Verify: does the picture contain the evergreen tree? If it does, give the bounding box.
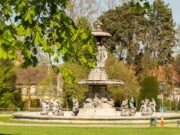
[138,76,160,109]
[0,59,22,109]
[147,0,175,65]
[175,53,180,76]
[99,0,176,83]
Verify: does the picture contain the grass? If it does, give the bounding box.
[0,116,178,125]
[0,116,149,125]
[0,126,180,135]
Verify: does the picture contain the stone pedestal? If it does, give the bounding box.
[88,67,108,81]
[78,108,117,117]
[83,85,114,109]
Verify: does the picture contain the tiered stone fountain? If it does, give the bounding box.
[13,22,180,123]
[78,22,124,116]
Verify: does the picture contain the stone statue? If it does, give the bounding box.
[150,98,156,113]
[96,46,108,68]
[40,100,48,115]
[72,98,79,116]
[51,100,64,116]
[120,98,137,116]
[40,99,63,116]
[140,98,156,116]
[83,98,94,108]
[93,93,101,108]
[121,99,130,116]
[129,97,136,116]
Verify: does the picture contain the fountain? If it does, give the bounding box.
[78,21,124,116]
[13,22,180,123]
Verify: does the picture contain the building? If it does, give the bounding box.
[15,65,63,101]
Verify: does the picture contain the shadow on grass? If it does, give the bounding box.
[0,134,19,135]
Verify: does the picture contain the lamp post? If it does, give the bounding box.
[159,81,165,127]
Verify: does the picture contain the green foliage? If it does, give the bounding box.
[76,17,92,31]
[23,99,40,109]
[106,53,140,102]
[99,0,175,82]
[63,52,140,107]
[62,62,89,108]
[138,76,160,109]
[163,100,180,111]
[175,53,180,76]
[0,0,96,83]
[0,59,22,109]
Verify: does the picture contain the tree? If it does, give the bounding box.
[138,76,160,109]
[69,0,101,22]
[99,1,149,67]
[0,0,96,78]
[62,62,89,108]
[105,52,140,104]
[175,53,180,76]
[175,25,180,54]
[0,59,22,109]
[36,66,58,99]
[62,52,140,108]
[99,0,175,83]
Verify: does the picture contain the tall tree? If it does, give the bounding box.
[175,25,180,54]
[138,76,160,109]
[106,52,140,102]
[175,53,180,76]
[99,0,175,83]
[99,1,148,66]
[0,59,22,109]
[148,0,175,65]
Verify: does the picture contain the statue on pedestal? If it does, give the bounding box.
[72,98,79,116]
[121,99,130,116]
[129,97,136,116]
[40,99,63,116]
[40,100,48,115]
[140,98,156,116]
[120,98,136,116]
[96,45,108,68]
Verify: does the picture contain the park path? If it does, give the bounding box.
[0,121,178,128]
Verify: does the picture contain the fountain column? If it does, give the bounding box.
[78,22,124,116]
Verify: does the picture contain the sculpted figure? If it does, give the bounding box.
[96,46,108,68]
[93,93,101,108]
[121,99,130,116]
[83,98,94,108]
[51,100,63,116]
[72,98,79,116]
[40,100,49,115]
[129,97,136,116]
[150,98,156,112]
[140,98,156,116]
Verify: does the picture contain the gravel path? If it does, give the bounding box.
[0,122,179,128]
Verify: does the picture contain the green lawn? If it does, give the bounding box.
[0,126,180,135]
[0,116,148,125]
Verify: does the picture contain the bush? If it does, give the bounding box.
[138,76,160,109]
[23,99,40,109]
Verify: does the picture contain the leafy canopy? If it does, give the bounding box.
[0,59,22,109]
[0,0,96,71]
[99,0,175,83]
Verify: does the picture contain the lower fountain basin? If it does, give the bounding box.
[13,111,180,123]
